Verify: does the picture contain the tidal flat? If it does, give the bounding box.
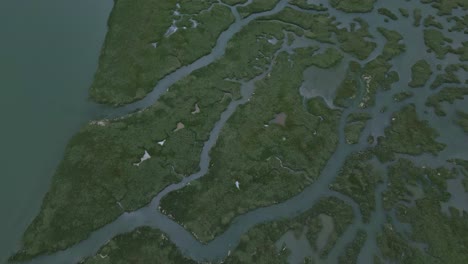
[11,0,468,263]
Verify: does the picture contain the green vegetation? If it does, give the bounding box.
[177,0,221,13]
[430,72,461,89]
[11,64,240,262]
[430,64,464,89]
[263,7,336,43]
[392,91,414,102]
[16,1,468,263]
[398,8,409,18]
[84,155,468,264]
[453,159,468,191]
[310,47,344,68]
[160,51,342,242]
[329,0,375,13]
[85,198,355,264]
[223,0,248,5]
[237,0,280,18]
[380,159,468,263]
[90,0,235,105]
[344,123,367,144]
[448,15,468,33]
[373,105,446,162]
[413,8,422,27]
[377,223,431,263]
[359,28,405,108]
[347,112,372,123]
[423,15,443,29]
[408,59,432,88]
[266,6,377,63]
[289,0,328,11]
[339,230,367,264]
[449,159,468,192]
[426,87,468,116]
[383,159,454,210]
[331,152,381,222]
[334,61,362,108]
[377,28,406,60]
[422,0,468,16]
[344,112,372,144]
[334,18,377,60]
[224,198,354,263]
[378,160,454,263]
[423,29,454,59]
[84,227,196,264]
[455,41,468,61]
[12,20,290,261]
[456,111,468,133]
[378,8,398,21]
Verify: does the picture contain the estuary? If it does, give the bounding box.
[5,0,468,263]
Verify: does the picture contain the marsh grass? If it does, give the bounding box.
[331,151,381,222]
[378,8,398,21]
[423,29,454,59]
[237,0,280,18]
[224,198,354,263]
[372,105,446,162]
[90,0,234,105]
[379,159,468,263]
[12,20,289,261]
[329,0,375,13]
[84,227,197,264]
[408,59,432,88]
[426,87,468,116]
[339,230,367,264]
[289,0,328,11]
[334,61,362,108]
[456,111,468,133]
[160,51,342,243]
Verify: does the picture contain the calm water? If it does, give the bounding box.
[0,0,112,262]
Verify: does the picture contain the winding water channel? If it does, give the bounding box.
[10,0,468,263]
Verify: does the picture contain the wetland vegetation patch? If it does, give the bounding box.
[408,59,432,88]
[329,0,375,13]
[89,0,234,105]
[160,51,342,242]
[14,0,468,263]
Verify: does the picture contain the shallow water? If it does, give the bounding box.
[442,176,468,215]
[0,0,113,263]
[316,214,334,251]
[276,230,316,264]
[300,60,348,108]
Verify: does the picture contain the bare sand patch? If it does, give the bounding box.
[191,103,200,114]
[270,112,287,126]
[174,122,185,132]
[133,150,151,166]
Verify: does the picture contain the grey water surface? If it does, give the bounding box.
[0,0,112,263]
